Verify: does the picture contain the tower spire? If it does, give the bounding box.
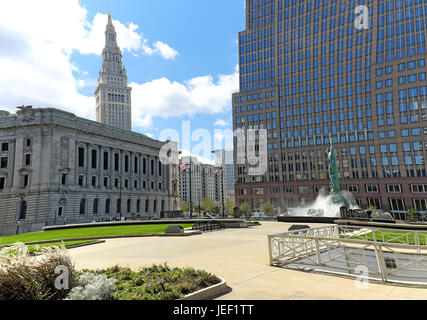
[95,9,133,131]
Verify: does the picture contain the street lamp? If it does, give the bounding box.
[119,179,122,221]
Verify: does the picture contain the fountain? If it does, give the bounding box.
[284,136,358,218]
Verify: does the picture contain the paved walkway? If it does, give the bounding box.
[69,221,427,300]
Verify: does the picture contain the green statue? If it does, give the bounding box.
[326,135,350,208]
[326,135,341,194]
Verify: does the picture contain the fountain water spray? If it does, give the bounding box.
[286,136,359,218]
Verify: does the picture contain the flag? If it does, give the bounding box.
[215,168,223,174]
[180,163,190,172]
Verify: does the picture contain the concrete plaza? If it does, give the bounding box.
[69,221,427,300]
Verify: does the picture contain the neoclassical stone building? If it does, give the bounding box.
[0,106,179,235]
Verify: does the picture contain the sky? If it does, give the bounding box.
[0,0,245,164]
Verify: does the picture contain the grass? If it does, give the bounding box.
[88,264,221,300]
[0,224,194,246]
[341,229,427,245]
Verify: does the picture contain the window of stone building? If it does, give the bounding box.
[78,175,84,186]
[1,142,8,152]
[0,157,7,168]
[91,150,98,169]
[92,176,97,187]
[0,177,5,190]
[103,152,109,170]
[25,139,31,147]
[61,174,67,185]
[104,177,108,188]
[93,199,99,215]
[134,157,138,173]
[114,154,119,171]
[127,199,131,213]
[78,148,85,167]
[153,200,157,213]
[22,174,29,188]
[136,200,141,213]
[105,199,110,214]
[124,155,129,172]
[145,199,149,212]
[142,181,146,189]
[18,201,27,220]
[25,154,31,166]
[151,159,155,175]
[79,199,86,215]
[134,180,138,189]
[143,158,146,174]
[125,179,128,189]
[116,199,121,214]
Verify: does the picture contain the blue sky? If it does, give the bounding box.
[0,0,245,163]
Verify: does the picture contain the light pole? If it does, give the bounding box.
[119,179,122,221]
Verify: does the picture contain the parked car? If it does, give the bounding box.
[202,214,215,219]
[252,213,265,217]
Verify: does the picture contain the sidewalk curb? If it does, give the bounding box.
[179,278,228,300]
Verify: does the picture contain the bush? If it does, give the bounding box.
[66,273,116,300]
[0,243,76,300]
[91,264,221,300]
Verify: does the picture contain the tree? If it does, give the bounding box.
[225,200,236,216]
[261,202,273,216]
[239,202,251,220]
[180,201,191,213]
[201,198,214,213]
[407,209,420,222]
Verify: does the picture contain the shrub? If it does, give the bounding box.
[66,273,116,300]
[91,264,221,300]
[0,243,76,300]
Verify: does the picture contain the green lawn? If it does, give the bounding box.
[341,229,427,245]
[0,224,194,246]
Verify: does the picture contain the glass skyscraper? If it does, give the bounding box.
[233,0,427,215]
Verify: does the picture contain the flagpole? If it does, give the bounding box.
[189,156,193,218]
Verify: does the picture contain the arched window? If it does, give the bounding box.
[80,199,86,215]
[93,199,99,215]
[105,199,110,214]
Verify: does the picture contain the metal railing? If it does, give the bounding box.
[268,225,427,285]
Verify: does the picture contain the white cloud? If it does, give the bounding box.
[131,68,239,129]
[179,149,215,166]
[153,41,179,60]
[214,119,230,127]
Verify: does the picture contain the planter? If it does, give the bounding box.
[179,278,228,300]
